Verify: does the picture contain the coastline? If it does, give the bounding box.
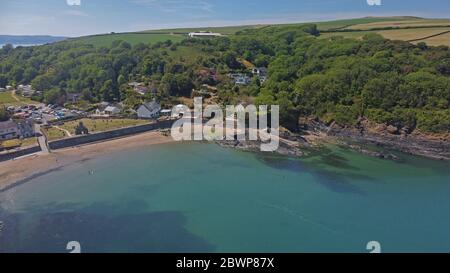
[0,131,173,192]
[1,122,448,192]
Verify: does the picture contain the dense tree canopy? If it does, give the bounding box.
[0,24,449,133]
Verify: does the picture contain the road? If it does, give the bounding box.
[34,124,50,154]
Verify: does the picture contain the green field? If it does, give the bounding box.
[143,25,267,35]
[0,92,17,105]
[416,31,450,46]
[60,118,150,135]
[0,91,38,106]
[345,18,450,30]
[317,17,450,47]
[167,46,210,64]
[321,27,450,40]
[313,16,415,31]
[43,118,150,140]
[0,137,38,149]
[68,16,450,48]
[71,33,186,47]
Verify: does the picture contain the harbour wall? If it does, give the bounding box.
[48,119,175,150]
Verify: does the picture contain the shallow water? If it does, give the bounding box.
[0,143,449,252]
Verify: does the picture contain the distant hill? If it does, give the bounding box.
[63,16,450,47]
[0,35,67,46]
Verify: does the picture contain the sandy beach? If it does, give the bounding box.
[0,131,173,191]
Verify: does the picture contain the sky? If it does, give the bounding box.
[0,0,449,37]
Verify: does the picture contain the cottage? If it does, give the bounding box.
[235,75,251,85]
[0,88,5,92]
[6,85,13,90]
[104,106,121,116]
[16,119,35,138]
[0,120,19,140]
[17,84,36,97]
[137,101,161,119]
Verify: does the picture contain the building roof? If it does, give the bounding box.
[140,101,161,112]
[104,106,119,112]
[189,32,222,37]
[0,120,18,130]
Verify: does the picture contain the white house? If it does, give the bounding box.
[16,119,35,138]
[17,84,36,97]
[235,75,251,85]
[104,106,121,116]
[0,120,19,140]
[137,101,161,119]
[188,32,222,38]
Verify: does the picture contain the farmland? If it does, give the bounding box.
[344,18,450,30]
[321,27,450,44]
[143,25,267,35]
[65,17,450,48]
[318,17,450,47]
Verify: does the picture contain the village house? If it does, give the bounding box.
[104,105,121,116]
[17,84,38,97]
[229,73,252,85]
[0,120,19,140]
[16,119,35,138]
[0,87,5,92]
[235,75,252,85]
[6,85,13,91]
[137,101,161,119]
[252,67,268,83]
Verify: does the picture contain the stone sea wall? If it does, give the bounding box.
[0,145,41,162]
[48,119,175,150]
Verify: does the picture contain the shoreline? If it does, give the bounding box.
[0,131,174,192]
[1,124,448,192]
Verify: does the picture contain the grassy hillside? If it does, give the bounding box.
[142,25,267,35]
[319,17,450,46]
[67,33,186,47]
[67,17,450,48]
[345,18,450,30]
[0,92,38,107]
[313,16,416,31]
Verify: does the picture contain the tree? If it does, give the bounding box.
[117,74,126,86]
[43,88,62,104]
[0,107,10,121]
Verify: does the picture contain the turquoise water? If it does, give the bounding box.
[0,143,449,253]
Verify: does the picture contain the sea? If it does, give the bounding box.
[0,143,449,252]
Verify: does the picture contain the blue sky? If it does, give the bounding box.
[0,0,449,37]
